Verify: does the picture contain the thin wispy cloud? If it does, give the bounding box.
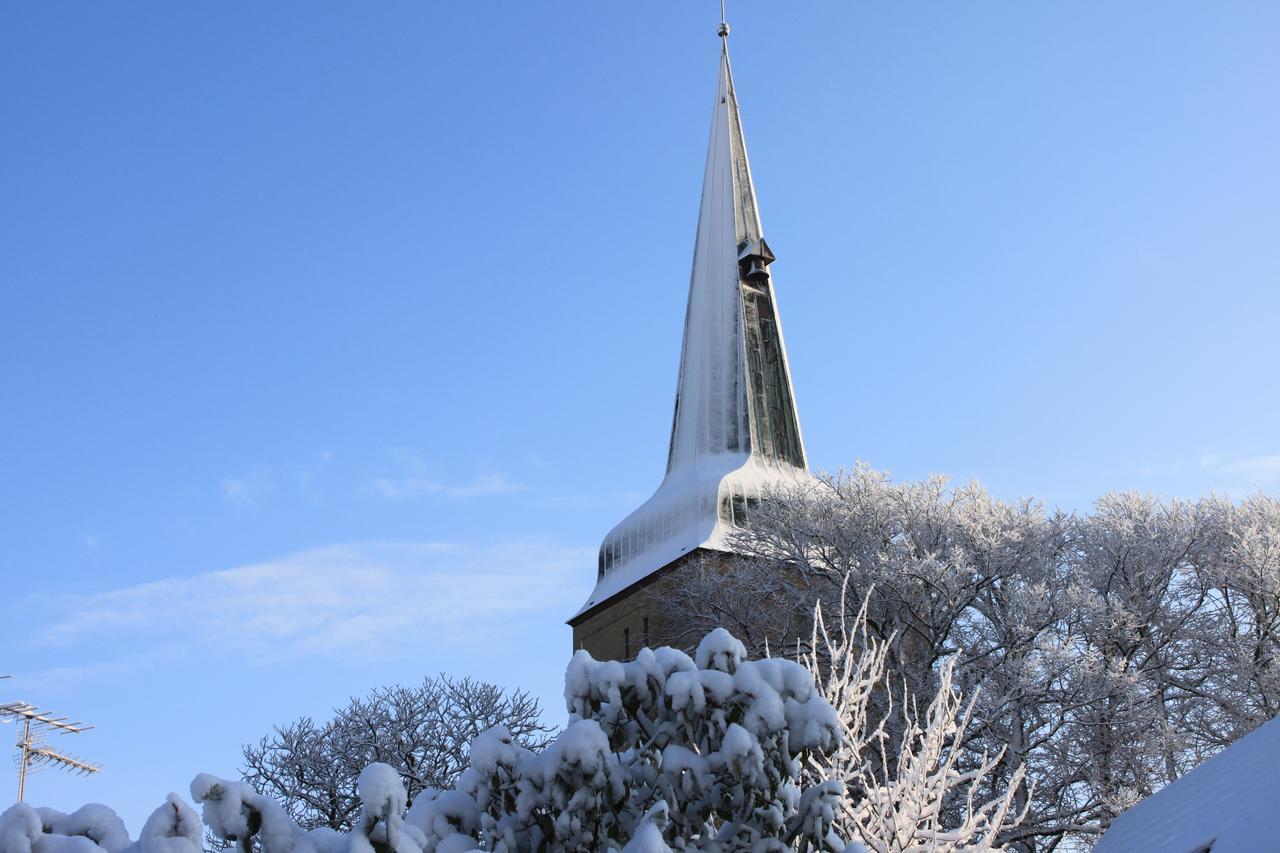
[1196,453,1280,497]
[296,450,334,491]
[221,469,277,507]
[363,449,525,500]
[20,650,181,693]
[366,474,525,500]
[222,452,334,507]
[442,473,527,498]
[1200,453,1280,482]
[1135,453,1280,497]
[29,540,589,667]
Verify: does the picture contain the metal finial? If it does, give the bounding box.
[718,0,729,38]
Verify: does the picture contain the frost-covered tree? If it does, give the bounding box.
[1194,493,1280,747]
[661,465,1280,850]
[241,676,552,832]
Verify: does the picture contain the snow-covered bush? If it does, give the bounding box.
[421,627,846,852]
[0,796,199,853]
[132,795,203,853]
[8,625,1027,853]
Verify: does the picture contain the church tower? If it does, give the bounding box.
[569,21,810,658]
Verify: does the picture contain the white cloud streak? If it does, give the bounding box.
[366,472,526,500]
[30,540,589,665]
[221,470,276,507]
[1134,453,1280,497]
[363,450,525,500]
[1200,453,1280,483]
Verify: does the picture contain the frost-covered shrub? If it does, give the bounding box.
[190,772,352,853]
[0,802,134,853]
[804,590,1027,853]
[132,795,203,853]
[0,797,200,853]
[0,804,41,853]
[39,805,132,852]
[419,627,846,852]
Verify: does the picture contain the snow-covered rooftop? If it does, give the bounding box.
[1093,714,1280,853]
[573,38,810,619]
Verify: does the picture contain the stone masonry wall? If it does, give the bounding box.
[570,549,730,660]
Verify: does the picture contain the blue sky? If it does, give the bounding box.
[2,1,1278,831]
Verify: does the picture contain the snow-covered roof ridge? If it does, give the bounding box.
[575,41,811,618]
[1093,714,1280,852]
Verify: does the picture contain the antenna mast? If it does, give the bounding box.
[1,700,101,801]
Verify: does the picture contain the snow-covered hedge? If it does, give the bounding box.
[0,796,200,853]
[0,629,845,853]
[2,623,1021,852]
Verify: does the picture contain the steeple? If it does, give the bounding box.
[666,35,807,475]
[571,23,810,624]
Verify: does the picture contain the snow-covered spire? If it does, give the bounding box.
[666,38,806,474]
[573,35,810,618]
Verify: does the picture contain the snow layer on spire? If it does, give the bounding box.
[574,47,810,618]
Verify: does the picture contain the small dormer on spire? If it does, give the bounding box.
[738,238,776,287]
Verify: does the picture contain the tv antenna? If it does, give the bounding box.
[1,698,101,801]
